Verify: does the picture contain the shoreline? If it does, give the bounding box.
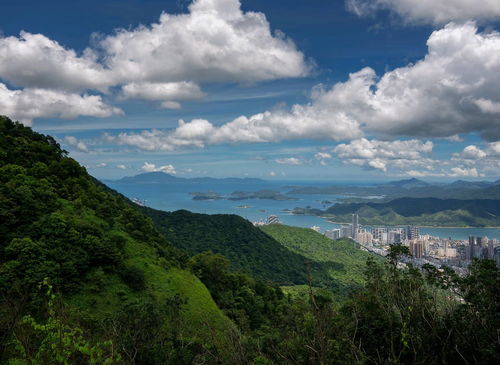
[312,215,500,229]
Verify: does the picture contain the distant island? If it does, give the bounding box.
[292,197,500,227]
[190,190,297,201]
[112,172,267,185]
[287,178,500,200]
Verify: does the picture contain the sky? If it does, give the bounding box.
[1,0,500,181]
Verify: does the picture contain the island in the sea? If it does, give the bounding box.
[190,190,298,201]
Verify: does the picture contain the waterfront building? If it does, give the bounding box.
[357,230,373,245]
[387,230,403,245]
[406,225,420,240]
[325,229,341,240]
[340,224,352,238]
[372,227,387,243]
[351,214,359,241]
[266,215,280,225]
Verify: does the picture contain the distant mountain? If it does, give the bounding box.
[294,197,500,227]
[384,178,430,189]
[114,172,267,184]
[287,178,500,200]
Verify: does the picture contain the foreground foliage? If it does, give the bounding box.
[1,116,498,364]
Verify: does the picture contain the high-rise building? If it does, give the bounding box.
[266,215,280,225]
[325,229,341,240]
[410,240,424,258]
[340,224,352,238]
[357,230,373,245]
[351,214,359,241]
[406,225,420,240]
[388,230,402,244]
[372,227,387,243]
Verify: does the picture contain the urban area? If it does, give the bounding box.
[255,214,500,273]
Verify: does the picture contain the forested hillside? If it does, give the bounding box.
[1,116,498,364]
[260,225,377,290]
[141,208,340,289]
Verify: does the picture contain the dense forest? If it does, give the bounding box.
[0,115,499,364]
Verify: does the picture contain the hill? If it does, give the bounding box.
[115,171,266,185]
[0,116,236,362]
[141,208,347,291]
[259,225,378,290]
[287,179,500,200]
[318,197,500,227]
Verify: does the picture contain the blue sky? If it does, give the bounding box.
[1,0,500,180]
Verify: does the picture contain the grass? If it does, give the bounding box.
[67,238,234,347]
[261,224,379,289]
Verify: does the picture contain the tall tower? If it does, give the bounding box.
[352,213,359,241]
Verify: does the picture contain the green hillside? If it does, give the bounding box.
[1,115,498,364]
[0,116,234,363]
[260,225,378,289]
[295,197,500,227]
[141,208,341,290]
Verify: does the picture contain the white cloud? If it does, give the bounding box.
[461,145,487,159]
[333,138,434,171]
[0,32,112,92]
[0,83,122,125]
[104,22,500,150]
[116,164,127,170]
[450,167,481,177]
[141,162,176,174]
[63,136,90,153]
[269,171,276,177]
[0,0,309,124]
[99,0,310,85]
[315,152,332,160]
[307,23,500,141]
[274,157,303,165]
[120,81,205,108]
[346,0,500,25]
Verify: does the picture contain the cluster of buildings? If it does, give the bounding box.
[253,215,280,226]
[324,214,500,268]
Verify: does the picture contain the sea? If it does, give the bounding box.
[106,179,500,241]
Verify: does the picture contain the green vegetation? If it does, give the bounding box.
[294,197,500,227]
[1,116,498,364]
[0,116,235,363]
[260,225,379,290]
[142,208,340,289]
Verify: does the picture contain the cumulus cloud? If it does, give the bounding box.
[99,0,310,85]
[274,157,303,165]
[0,83,122,125]
[0,32,112,92]
[315,152,332,160]
[141,162,176,174]
[333,138,434,171]
[104,22,500,150]
[63,136,90,153]
[306,23,500,141]
[116,164,127,170]
[120,81,206,108]
[455,142,500,160]
[461,145,487,159]
[450,167,481,177]
[0,0,309,123]
[1,0,308,90]
[346,0,500,25]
